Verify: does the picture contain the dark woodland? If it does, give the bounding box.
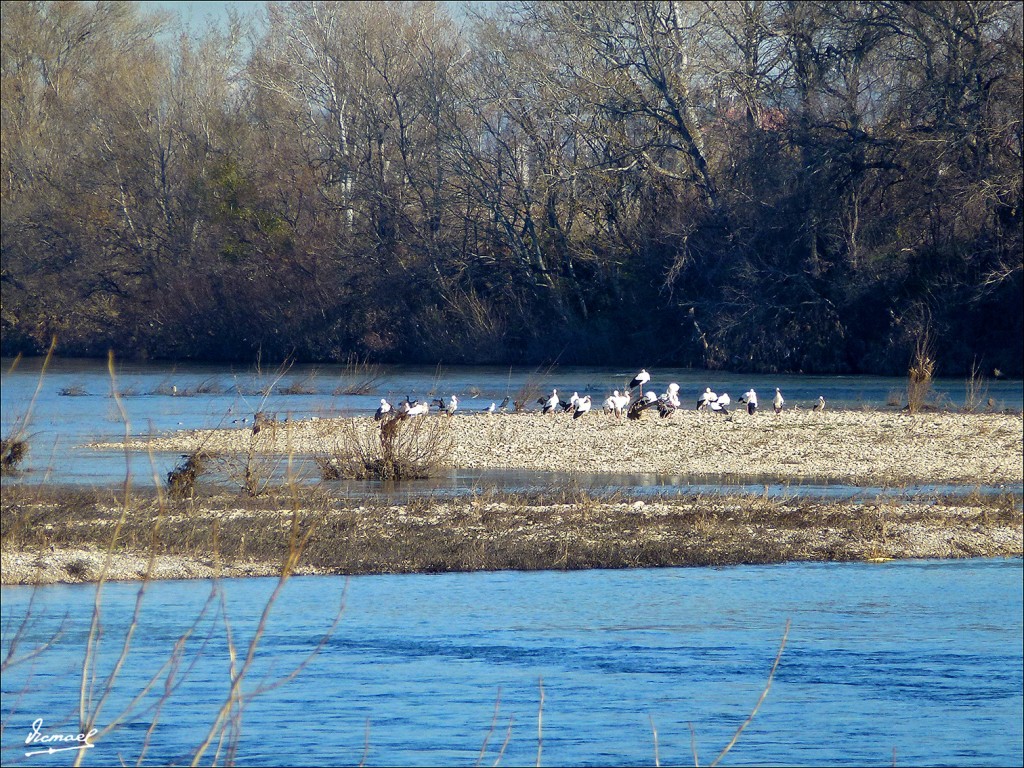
[1,1,1021,375]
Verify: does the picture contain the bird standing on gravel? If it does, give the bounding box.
[711,392,731,414]
[572,395,592,419]
[697,387,716,410]
[657,383,681,417]
[813,395,826,412]
[540,389,559,414]
[666,383,681,407]
[773,388,785,414]
[741,389,758,415]
[604,390,629,418]
[628,369,651,396]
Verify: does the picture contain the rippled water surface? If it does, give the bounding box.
[3,357,1022,492]
[2,560,1021,766]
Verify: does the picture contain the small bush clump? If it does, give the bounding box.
[1,438,27,473]
[907,333,935,413]
[332,354,383,395]
[316,414,453,481]
[167,451,211,497]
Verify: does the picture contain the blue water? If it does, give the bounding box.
[2,560,1022,766]
[3,358,1022,493]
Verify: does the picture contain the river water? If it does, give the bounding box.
[3,359,1023,766]
[2,364,1024,765]
[2,357,1022,495]
[2,560,1022,767]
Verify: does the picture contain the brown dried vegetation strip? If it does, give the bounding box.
[2,485,1020,585]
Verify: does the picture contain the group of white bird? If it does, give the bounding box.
[374,394,461,420]
[373,369,825,421]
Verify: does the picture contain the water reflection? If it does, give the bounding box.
[321,467,1022,502]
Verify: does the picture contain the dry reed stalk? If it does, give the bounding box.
[333,353,383,395]
[536,676,544,768]
[907,332,935,413]
[476,688,503,767]
[708,619,791,767]
[514,364,556,412]
[963,358,990,412]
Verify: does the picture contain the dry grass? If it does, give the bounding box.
[2,341,56,476]
[1,350,345,768]
[332,354,383,396]
[907,332,936,413]
[6,486,1017,582]
[278,372,318,395]
[512,363,556,412]
[314,413,454,481]
[964,358,991,413]
[0,437,28,473]
[166,450,212,498]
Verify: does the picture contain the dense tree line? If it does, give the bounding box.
[2,0,1021,374]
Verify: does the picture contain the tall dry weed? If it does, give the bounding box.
[332,354,383,396]
[963,358,990,413]
[315,414,453,481]
[907,331,935,413]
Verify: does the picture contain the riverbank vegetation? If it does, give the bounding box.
[2,484,1021,584]
[2,1,1021,375]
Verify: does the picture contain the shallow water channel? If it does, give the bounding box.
[3,357,1022,497]
[2,560,1022,766]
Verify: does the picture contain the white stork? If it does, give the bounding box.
[403,401,430,418]
[374,398,392,421]
[658,383,681,417]
[773,388,785,414]
[603,390,629,418]
[613,390,630,416]
[541,389,559,414]
[628,369,651,396]
[813,395,826,412]
[740,389,758,415]
[572,395,592,419]
[697,387,716,410]
[710,392,731,414]
[664,383,681,409]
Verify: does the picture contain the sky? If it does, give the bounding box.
[142,0,263,29]
[142,0,494,29]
